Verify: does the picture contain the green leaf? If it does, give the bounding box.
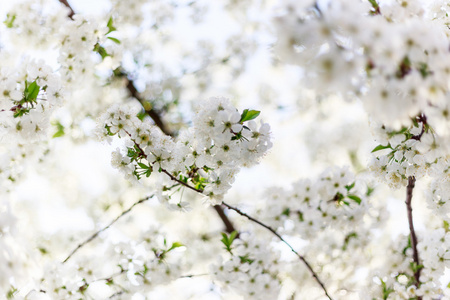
[281,208,290,216]
[4,14,16,28]
[52,130,64,138]
[6,286,18,299]
[106,16,117,34]
[168,242,183,252]
[221,231,238,253]
[371,144,392,153]
[239,109,260,123]
[38,247,48,254]
[107,36,121,44]
[367,0,379,9]
[347,194,362,205]
[342,232,358,251]
[52,122,65,138]
[136,110,147,121]
[25,80,41,101]
[345,182,355,192]
[94,43,109,60]
[138,162,149,169]
[238,254,254,264]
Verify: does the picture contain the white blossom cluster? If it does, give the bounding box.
[427,160,450,221]
[210,233,281,300]
[256,166,370,238]
[417,228,450,293]
[2,0,69,48]
[0,57,63,188]
[366,233,449,300]
[273,0,450,128]
[0,202,30,297]
[0,58,64,142]
[369,118,449,196]
[97,97,271,206]
[33,228,183,299]
[57,16,121,83]
[110,0,147,25]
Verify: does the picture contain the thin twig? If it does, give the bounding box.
[406,176,422,292]
[180,273,209,278]
[161,169,203,193]
[221,202,334,300]
[119,70,171,136]
[92,269,127,284]
[63,195,155,263]
[410,114,427,141]
[109,291,124,299]
[58,0,75,19]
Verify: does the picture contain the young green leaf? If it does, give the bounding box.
[107,37,121,44]
[138,162,149,169]
[52,122,65,138]
[106,16,117,34]
[239,109,260,123]
[221,231,238,253]
[4,14,16,28]
[347,194,362,205]
[345,182,355,192]
[25,80,41,101]
[168,242,183,252]
[94,44,109,60]
[371,144,392,153]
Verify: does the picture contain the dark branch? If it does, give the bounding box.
[221,202,333,300]
[161,169,203,193]
[159,169,236,234]
[58,0,75,19]
[213,205,237,234]
[58,0,237,254]
[410,113,427,141]
[117,70,171,136]
[406,176,422,292]
[63,194,155,263]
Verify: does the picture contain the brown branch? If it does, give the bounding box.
[63,194,155,263]
[159,169,236,234]
[161,169,203,193]
[410,114,427,141]
[406,176,422,292]
[221,202,333,300]
[58,0,237,252]
[160,169,236,233]
[118,71,171,136]
[213,205,237,234]
[58,0,75,19]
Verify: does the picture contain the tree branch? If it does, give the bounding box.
[160,169,237,234]
[406,176,422,291]
[221,202,333,300]
[410,113,427,141]
[121,72,171,136]
[58,0,75,19]
[58,0,237,250]
[213,205,237,234]
[63,194,155,263]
